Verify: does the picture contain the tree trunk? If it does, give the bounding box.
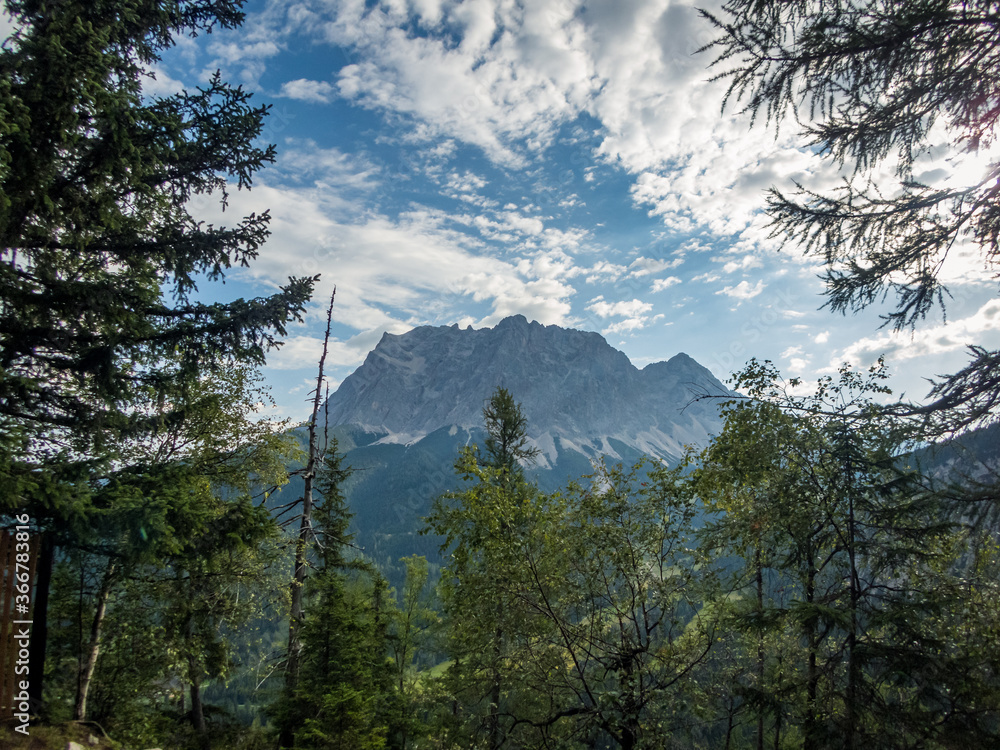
[28,534,54,715]
[755,543,765,750]
[488,623,502,750]
[846,482,859,750]
[805,547,819,750]
[189,660,208,748]
[281,288,335,749]
[74,561,115,721]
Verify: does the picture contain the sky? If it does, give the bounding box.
[9,0,1000,423]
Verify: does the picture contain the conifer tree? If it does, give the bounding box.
[426,388,546,749]
[701,0,1000,432]
[0,0,315,709]
[273,441,396,750]
[0,0,314,506]
[482,387,540,477]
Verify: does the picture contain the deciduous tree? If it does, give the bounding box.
[696,360,1000,747]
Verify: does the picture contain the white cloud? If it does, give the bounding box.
[411,0,446,27]
[206,37,282,85]
[651,276,681,292]
[814,330,830,344]
[187,176,579,345]
[603,317,649,335]
[194,0,831,260]
[142,65,186,98]
[279,78,336,103]
[722,254,763,274]
[501,211,545,236]
[585,261,626,284]
[832,299,1000,369]
[324,0,598,166]
[586,295,656,336]
[629,255,683,276]
[274,141,381,192]
[717,280,766,300]
[224,0,984,268]
[0,3,20,44]
[516,248,584,282]
[265,334,371,371]
[586,296,654,319]
[209,39,281,64]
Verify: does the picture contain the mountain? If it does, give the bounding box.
[323,314,727,466]
[286,315,733,579]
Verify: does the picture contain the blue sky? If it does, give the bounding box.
[10,0,999,423]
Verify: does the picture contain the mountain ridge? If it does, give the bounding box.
[322,314,729,464]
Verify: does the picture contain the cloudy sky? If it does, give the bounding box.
[135,0,1000,420]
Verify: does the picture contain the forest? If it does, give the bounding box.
[1,1,999,749]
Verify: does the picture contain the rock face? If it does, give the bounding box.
[323,314,728,466]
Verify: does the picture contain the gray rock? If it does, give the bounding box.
[323,314,731,464]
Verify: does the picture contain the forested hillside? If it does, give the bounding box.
[2,1,999,749]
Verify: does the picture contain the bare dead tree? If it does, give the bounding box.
[283,286,336,712]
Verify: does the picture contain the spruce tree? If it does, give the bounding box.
[273,441,395,750]
[0,0,315,712]
[0,0,315,498]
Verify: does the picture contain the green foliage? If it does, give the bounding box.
[34,365,296,746]
[516,459,714,749]
[425,391,556,748]
[0,0,313,726]
[481,386,541,476]
[416,376,999,749]
[272,441,398,750]
[387,554,439,750]
[427,390,718,749]
[0,0,315,510]
[694,360,1000,748]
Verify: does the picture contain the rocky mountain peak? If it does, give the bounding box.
[322,316,730,463]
